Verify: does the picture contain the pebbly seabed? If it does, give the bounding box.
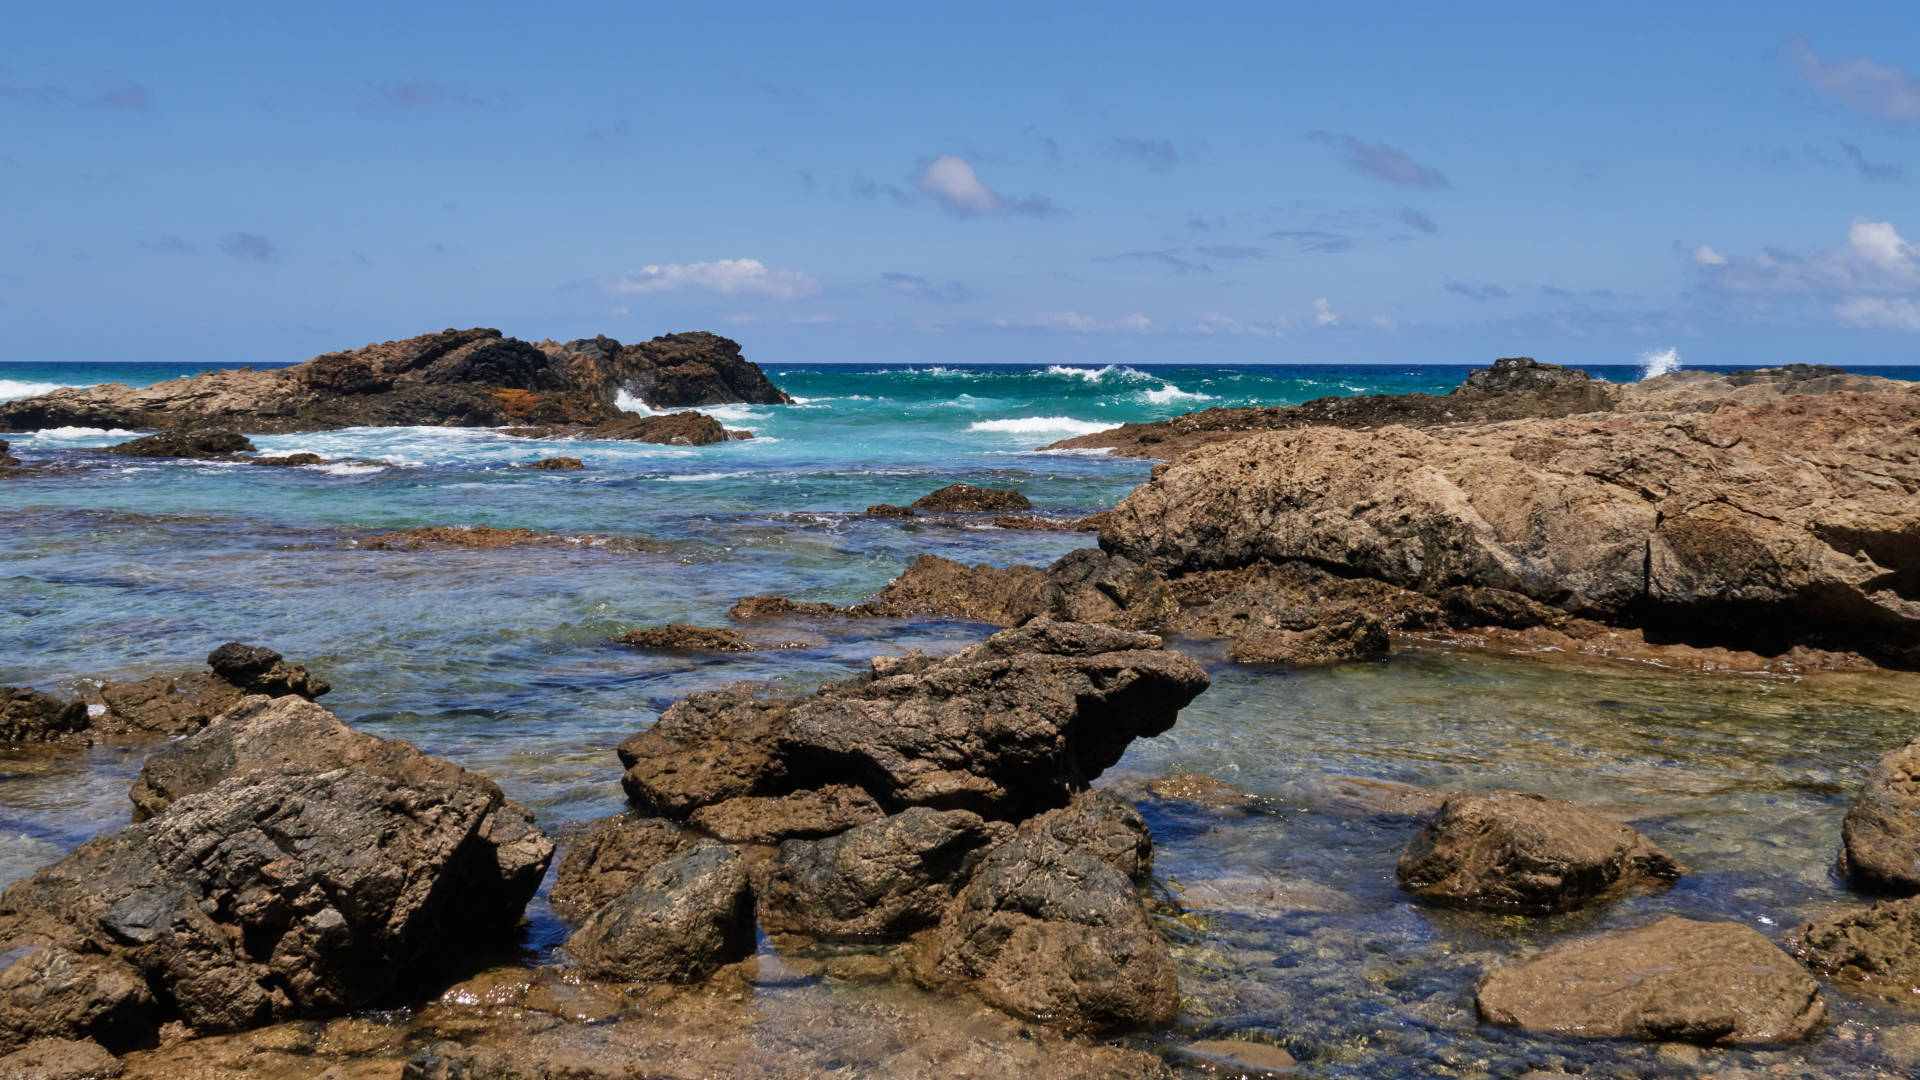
[6,357,1920,1077]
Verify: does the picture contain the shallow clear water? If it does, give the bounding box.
[6,359,1920,1077]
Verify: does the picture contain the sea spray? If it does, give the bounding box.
[1639,347,1682,379]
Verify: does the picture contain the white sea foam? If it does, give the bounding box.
[614,390,662,415]
[0,379,76,401]
[1143,383,1213,404]
[659,470,754,483]
[310,463,387,476]
[1043,364,1153,384]
[1639,347,1682,379]
[21,426,146,443]
[700,405,772,422]
[967,416,1121,437]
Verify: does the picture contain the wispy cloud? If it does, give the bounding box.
[1192,244,1268,260]
[140,236,193,253]
[1313,298,1339,326]
[1400,208,1438,234]
[1096,249,1211,274]
[1194,313,1285,337]
[995,311,1153,333]
[1786,35,1920,124]
[371,81,489,109]
[914,154,1061,218]
[600,258,821,300]
[1836,297,1920,330]
[882,271,971,301]
[1306,131,1449,189]
[1840,141,1903,181]
[0,82,149,110]
[1444,282,1510,301]
[1107,136,1179,172]
[1267,229,1355,255]
[219,233,278,262]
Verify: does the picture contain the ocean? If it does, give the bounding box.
[5,358,1920,1076]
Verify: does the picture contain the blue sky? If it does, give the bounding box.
[4,2,1918,367]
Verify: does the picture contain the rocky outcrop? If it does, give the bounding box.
[1840,736,1920,895]
[617,620,1208,822]
[0,328,787,435]
[911,484,1034,512]
[686,785,884,845]
[1791,895,1920,998]
[1101,384,1920,666]
[0,688,89,743]
[550,817,696,921]
[564,841,755,983]
[523,456,584,470]
[1477,918,1826,1044]
[759,808,1013,939]
[927,818,1177,1032]
[614,624,754,652]
[99,429,255,459]
[1397,791,1685,913]
[1044,359,1905,460]
[0,695,552,1053]
[502,411,750,446]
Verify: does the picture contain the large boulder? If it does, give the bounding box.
[617,619,1209,821]
[0,328,787,435]
[930,827,1177,1032]
[550,817,695,921]
[1791,895,1920,997]
[1397,791,1685,914]
[0,696,552,1052]
[1477,918,1825,1044]
[1101,386,1920,665]
[1840,735,1920,895]
[759,807,1013,939]
[564,841,755,983]
[0,688,88,744]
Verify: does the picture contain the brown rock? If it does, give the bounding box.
[726,595,850,620]
[0,1037,123,1080]
[1397,791,1683,913]
[1228,611,1389,665]
[504,411,742,446]
[0,440,17,469]
[1477,917,1825,1044]
[759,807,1013,939]
[686,785,886,845]
[523,456,584,470]
[867,504,918,519]
[565,841,755,983]
[1791,895,1920,998]
[249,452,328,467]
[1841,735,1920,895]
[357,525,657,554]
[0,689,88,744]
[910,484,1033,512]
[614,624,753,652]
[1168,1039,1296,1076]
[551,817,697,921]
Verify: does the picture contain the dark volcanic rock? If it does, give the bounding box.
[1478,917,1825,1044]
[759,807,1013,939]
[0,440,17,468]
[99,429,255,459]
[357,525,658,554]
[614,624,753,652]
[911,484,1033,512]
[248,452,328,467]
[551,817,697,922]
[0,695,553,1053]
[0,688,89,744]
[523,456,584,470]
[1397,791,1685,914]
[1454,356,1596,394]
[564,841,755,983]
[1840,735,1920,896]
[930,827,1177,1032]
[0,328,787,435]
[1791,895,1920,998]
[617,619,1209,822]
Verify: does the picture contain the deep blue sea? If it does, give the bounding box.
[7,358,1920,1076]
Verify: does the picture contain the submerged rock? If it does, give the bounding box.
[1792,895,1920,998]
[565,841,755,983]
[1397,790,1685,913]
[614,624,754,652]
[1477,917,1825,1044]
[0,688,88,744]
[617,619,1209,822]
[910,484,1033,512]
[0,695,552,1053]
[866,503,918,519]
[930,826,1177,1032]
[1841,735,1920,895]
[503,411,747,446]
[1228,610,1389,665]
[759,807,1012,939]
[0,328,787,435]
[248,451,328,467]
[357,525,658,554]
[0,440,18,469]
[99,429,255,459]
[523,456,584,470]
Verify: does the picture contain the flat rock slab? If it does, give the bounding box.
[1397,790,1684,913]
[1477,917,1825,1045]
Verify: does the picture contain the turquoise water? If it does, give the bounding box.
[7,359,1920,1077]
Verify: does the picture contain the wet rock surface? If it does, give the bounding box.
[0,440,18,469]
[522,455,584,470]
[1840,735,1920,895]
[686,784,885,845]
[503,410,748,445]
[356,525,659,554]
[551,817,697,921]
[99,429,256,459]
[0,688,88,744]
[5,643,328,747]
[565,841,755,983]
[1792,895,1920,998]
[618,619,1209,821]
[0,695,552,1053]
[0,328,787,435]
[911,483,1033,512]
[0,1037,123,1080]
[759,807,1012,939]
[1101,382,1920,666]
[1398,790,1685,913]
[1477,917,1826,1044]
[614,624,754,652]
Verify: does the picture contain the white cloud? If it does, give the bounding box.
[995,311,1153,333]
[1837,297,1920,330]
[1698,218,1917,296]
[1692,244,1727,266]
[601,258,821,300]
[1313,298,1339,326]
[1787,35,1920,124]
[1371,314,1399,330]
[1194,313,1285,337]
[917,155,1002,215]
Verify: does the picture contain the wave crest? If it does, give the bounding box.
[967,416,1121,436]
